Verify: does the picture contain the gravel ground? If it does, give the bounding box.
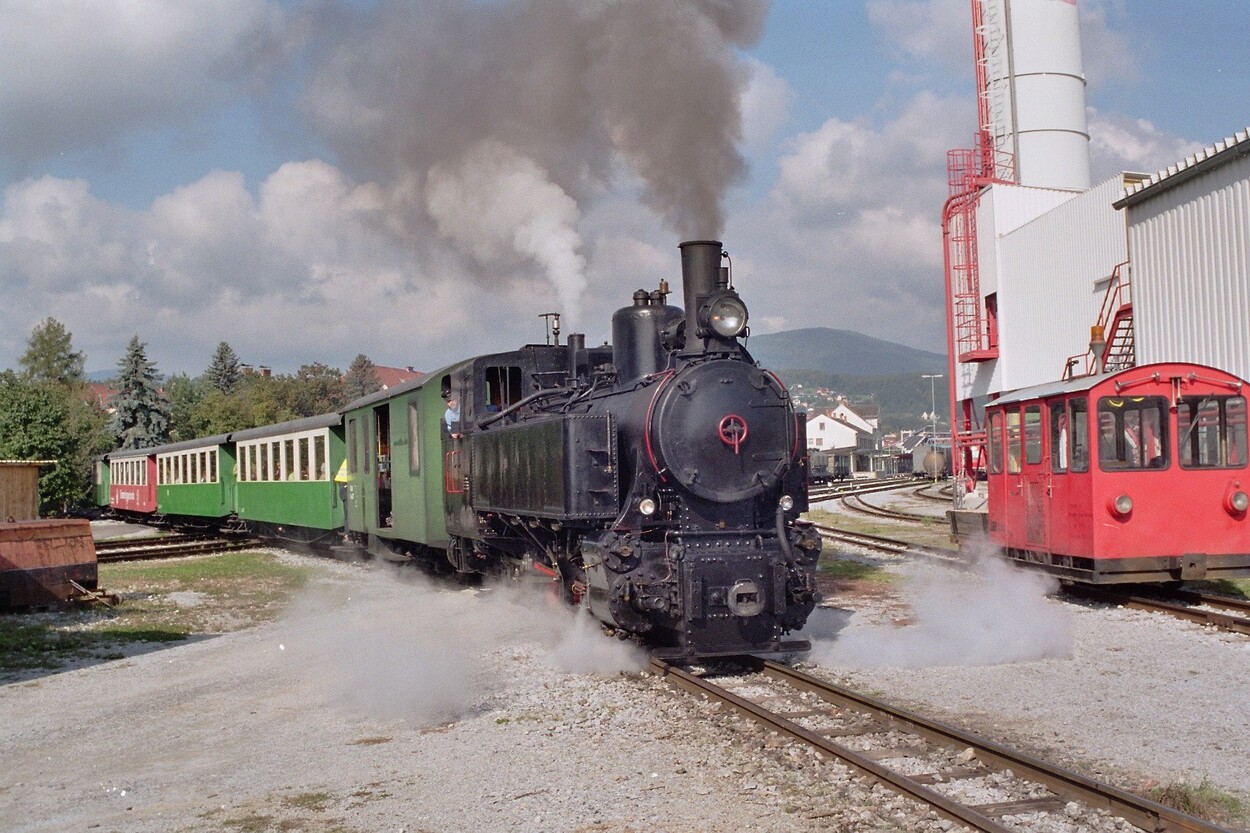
[2,526,1249,832]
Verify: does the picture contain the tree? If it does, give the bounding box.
[344,354,382,400]
[204,341,242,394]
[19,318,86,387]
[111,336,170,449]
[0,371,111,515]
[292,363,346,416]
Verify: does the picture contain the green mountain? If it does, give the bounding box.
[746,328,949,432]
[746,327,946,375]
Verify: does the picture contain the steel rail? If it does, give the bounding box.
[747,658,1233,833]
[96,537,259,563]
[648,657,1019,833]
[811,523,964,567]
[1070,587,1250,637]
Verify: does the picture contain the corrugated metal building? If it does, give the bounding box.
[1115,128,1250,382]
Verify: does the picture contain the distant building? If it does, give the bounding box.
[373,365,424,391]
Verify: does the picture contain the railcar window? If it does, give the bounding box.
[1178,395,1248,469]
[1024,405,1043,465]
[1005,410,1022,474]
[284,439,296,480]
[1069,399,1089,472]
[408,400,421,474]
[988,412,1003,474]
[1049,402,1068,472]
[210,449,217,483]
[1098,396,1168,470]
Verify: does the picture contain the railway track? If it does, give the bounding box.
[650,656,1232,833]
[1070,586,1250,636]
[94,533,260,563]
[812,522,965,568]
[808,477,914,504]
[813,522,1250,637]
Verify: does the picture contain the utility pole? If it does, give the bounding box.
[922,374,943,481]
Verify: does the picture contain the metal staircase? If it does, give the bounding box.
[1063,262,1133,379]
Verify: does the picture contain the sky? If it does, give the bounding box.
[1,0,1247,378]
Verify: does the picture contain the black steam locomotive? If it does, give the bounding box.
[101,240,822,659]
[439,241,822,658]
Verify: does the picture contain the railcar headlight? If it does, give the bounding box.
[1227,489,1249,515]
[639,497,657,516]
[778,495,795,511]
[1109,493,1133,517]
[708,295,748,337]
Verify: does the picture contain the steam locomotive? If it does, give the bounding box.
[101,240,822,659]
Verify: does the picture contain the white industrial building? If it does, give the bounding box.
[942,0,1250,497]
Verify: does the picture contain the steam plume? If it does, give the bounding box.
[303,0,766,318]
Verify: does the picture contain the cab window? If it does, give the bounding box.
[484,366,523,411]
[1098,396,1168,470]
[1048,402,1068,472]
[987,412,1003,474]
[1178,395,1248,469]
[1024,405,1043,465]
[1005,410,1022,474]
[1069,399,1089,472]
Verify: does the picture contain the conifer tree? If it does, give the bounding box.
[344,354,382,400]
[111,336,170,449]
[205,341,242,394]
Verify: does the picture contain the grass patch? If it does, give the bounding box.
[284,792,333,812]
[805,508,956,552]
[1188,578,1250,599]
[1148,778,1247,825]
[818,559,894,583]
[1,551,312,675]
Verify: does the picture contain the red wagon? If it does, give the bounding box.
[108,449,158,515]
[984,362,1250,582]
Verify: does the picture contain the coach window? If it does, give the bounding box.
[987,412,1003,474]
[1049,402,1068,472]
[284,439,296,480]
[1098,396,1168,470]
[313,435,327,480]
[1005,410,1022,474]
[1178,395,1248,469]
[1024,405,1043,465]
[348,418,359,473]
[210,450,218,483]
[408,400,421,474]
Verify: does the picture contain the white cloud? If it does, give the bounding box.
[1087,108,1202,182]
[740,57,794,152]
[866,0,970,74]
[0,0,294,173]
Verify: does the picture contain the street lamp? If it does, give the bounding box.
[922,374,943,482]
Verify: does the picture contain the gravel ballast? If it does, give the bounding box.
[2,548,1248,832]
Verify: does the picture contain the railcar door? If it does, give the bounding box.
[1045,400,1071,555]
[1002,407,1027,550]
[1020,404,1049,552]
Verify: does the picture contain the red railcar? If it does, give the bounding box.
[984,362,1250,583]
[108,450,158,514]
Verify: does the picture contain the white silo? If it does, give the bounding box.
[982,0,1091,190]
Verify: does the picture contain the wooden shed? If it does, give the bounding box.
[1,460,54,522]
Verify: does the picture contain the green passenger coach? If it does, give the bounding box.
[232,414,346,541]
[340,371,451,558]
[155,434,236,521]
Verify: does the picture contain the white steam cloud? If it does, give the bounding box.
[426,141,587,325]
[809,555,1072,669]
[275,570,645,726]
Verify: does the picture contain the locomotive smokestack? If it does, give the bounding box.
[679,240,723,348]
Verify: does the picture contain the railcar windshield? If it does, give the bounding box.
[1177,395,1248,469]
[1097,396,1168,470]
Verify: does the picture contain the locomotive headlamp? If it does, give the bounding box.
[638,497,657,516]
[707,294,748,337]
[778,495,795,512]
[1227,489,1249,515]
[1109,493,1133,517]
